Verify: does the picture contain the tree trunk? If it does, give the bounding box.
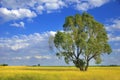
[85,60,89,71]
[79,66,84,71]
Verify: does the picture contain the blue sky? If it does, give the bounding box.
[0,0,120,66]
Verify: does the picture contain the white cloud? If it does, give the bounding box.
[12,55,51,60]
[0,0,110,23]
[106,18,120,42]
[12,57,22,60]
[0,8,37,22]
[11,43,29,51]
[108,33,120,42]
[68,0,110,11]
[0,31,56,51]
[10,22,25,28]
[113,49,120,53]
[89,0,109,7]
[36,5,44,14]
[0,31,60,65]
[45,3,60,10]
[34,55,51,59]
[0,0,109,15]
[76,2,89,11]
[0,0,66,13]
[105,18,120,44]
[48,31,56,36]
[0,31,56,64]
[0,0,66,22]
[44,0,65,13]
[0,0,36,9]
[106,18,120,31]
[25,56,31,60]
[110,36,120,42]
[100,17,120,65]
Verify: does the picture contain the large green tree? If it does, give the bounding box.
[53,12,112,71]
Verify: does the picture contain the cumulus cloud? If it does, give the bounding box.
[34,55,51,59]
[89,0,109,7]
[104,18,120,65]
[76,2,89,11]
[66,0,110,11]
[12,57,22,60]
[10,22,25,28]
[0,31,56,51]
[0,0,110,22]
[108,34,120,42]
[113,49,120,53]
[12,55,51,60]
[0,0,36,9]
[0,31,57,65]
[0,8,37,22]
[34,0,66,13]
[0,0,66,13]
[0,31,56,52]
[106,18,120,31]
[106,18,120,42]
[45,2,60,10]
[36,5,44,14]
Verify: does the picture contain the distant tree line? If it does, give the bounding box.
[32,64,40,67]
[0,64,8,66]
[90,65,120,67]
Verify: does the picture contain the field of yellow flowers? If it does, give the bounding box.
[0,66,120,80]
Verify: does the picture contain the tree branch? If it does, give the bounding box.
[77,47,82,59]
[88,53,98,61]
[73,51,77,59]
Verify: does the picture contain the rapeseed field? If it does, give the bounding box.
[0,66,120,80]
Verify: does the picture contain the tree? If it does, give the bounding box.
[0,64,8,66]
[38,64,40,66]
[53,12,112,71]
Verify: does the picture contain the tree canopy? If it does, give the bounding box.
[53,12,112,71]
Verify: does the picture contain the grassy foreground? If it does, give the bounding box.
[0,66,120,80]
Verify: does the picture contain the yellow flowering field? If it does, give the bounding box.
[0,66,120,80]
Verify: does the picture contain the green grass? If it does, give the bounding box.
[0,66,120,80]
